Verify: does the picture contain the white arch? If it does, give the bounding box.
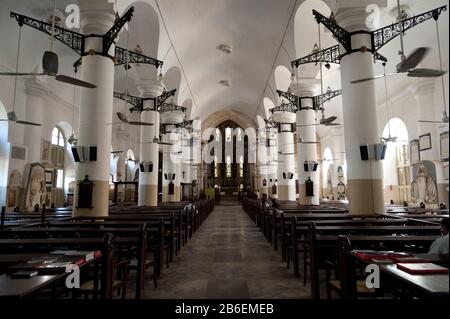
[263,97,275,118]
[382,118,409,188]
[274,65,291,92]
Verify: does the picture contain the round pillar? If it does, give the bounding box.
[74,1,116,217]
[137,80,163,206]
[336,6,385,214]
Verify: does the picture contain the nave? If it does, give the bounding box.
[140,202,308,299]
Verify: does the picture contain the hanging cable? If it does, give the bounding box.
[12,27,22,113]
[383,64,392,139]
[434,18,447,116]
[50,0,57,52]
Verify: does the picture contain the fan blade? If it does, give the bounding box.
[296,124,320,127]
[407,68,447,78]
[15,120,42,126]
[55,75,97,88]
[351,73,397,84]
[321,116,337,124]
[158,141,173,146]
[111,151,124,154]
[116,112,129,123]
[300,141,318,144]
[0,72,45,76]
[325,123,342,126]
[398,47,429,72]
[417,120,443,123]
[128,121,154,126]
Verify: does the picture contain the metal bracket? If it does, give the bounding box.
[276,90,300,109]
[115,46,163,68]
[313,89,342,110]
[103,7,134,55]
[312,10,351,52]
[113,92,143,112]
[291,45,340,68]
[269,102,298,114]
[156,89,177,107]
[371,5,447,52]
[10,12,84,55]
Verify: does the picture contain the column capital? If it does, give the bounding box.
[25,77,50,97]
[330,0,388,32]
[290,78,321,97]
[137,79,165,98]
[79,0,115,34]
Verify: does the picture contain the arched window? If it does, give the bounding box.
[214,155,219,178]
[226,156,232,177]
[225,127,232,142]
[239,155,244,178]
[51,127,65,147]
[215,128,220,141]
[237,128,242,142]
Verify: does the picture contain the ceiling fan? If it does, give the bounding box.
[111,150,124,155]
[115,112,153,126]
[0,27,41,126]
[0,1,96,89]
[296,111,341,127]
[351,0,447,84]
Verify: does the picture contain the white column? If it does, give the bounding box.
[275,120,296,201]
[137,80,163,206]
[335,3,386,214]
[292,80,320,205]
[74,0,115,217]
[24,77,49,163]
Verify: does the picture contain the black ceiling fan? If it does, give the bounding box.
[296,111,341,127]
[0,1,96,89]
[0,27,41,126]
[351,0,447,84]
[111,150,124,154]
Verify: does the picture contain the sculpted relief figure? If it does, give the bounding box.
[416,162,428,203]
[426,176,438,204]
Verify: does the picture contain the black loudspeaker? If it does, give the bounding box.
[375,143,387,160]
[139,163,145,172]
[148,162,153,172]
[172,174,176,180]
[305,178,314,196]
[88,146,97,161]
[304,162,309,172]
[269,179,273,183]
[71,146,85,162]
[283,172,286,179]
[312,163,318,172]
[360,144,370,161]
[164,173,168,180]
[139,162,154,173]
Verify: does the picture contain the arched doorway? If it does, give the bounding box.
[382,118,410,204]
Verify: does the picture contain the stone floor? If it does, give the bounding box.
[135,201,311,299]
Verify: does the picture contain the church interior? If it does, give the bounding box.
[0,0,448,303]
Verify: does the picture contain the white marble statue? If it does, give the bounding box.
[416,162,428,203]
[426,176,437,204]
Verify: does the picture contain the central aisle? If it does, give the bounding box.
[144,202,309,299]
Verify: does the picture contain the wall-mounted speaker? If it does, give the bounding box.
[164,173,168,180]
[312,163,318,172]
[71,146,85,162]
[283,172,286,179]
[359,144,370,161]
[375,143,387,160]
[304,162,309,172]
[88,146,97,161]
[139,162,154,172]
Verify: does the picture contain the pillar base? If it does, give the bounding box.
[347,179,384,214]
[138,184,158,206]
[73,180,109,217]
[277,185,296,201]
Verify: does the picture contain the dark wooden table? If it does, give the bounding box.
[0,274,61,298]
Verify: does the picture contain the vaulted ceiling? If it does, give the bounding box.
[0,0,448,128]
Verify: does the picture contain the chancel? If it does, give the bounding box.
[0,0,448,303]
